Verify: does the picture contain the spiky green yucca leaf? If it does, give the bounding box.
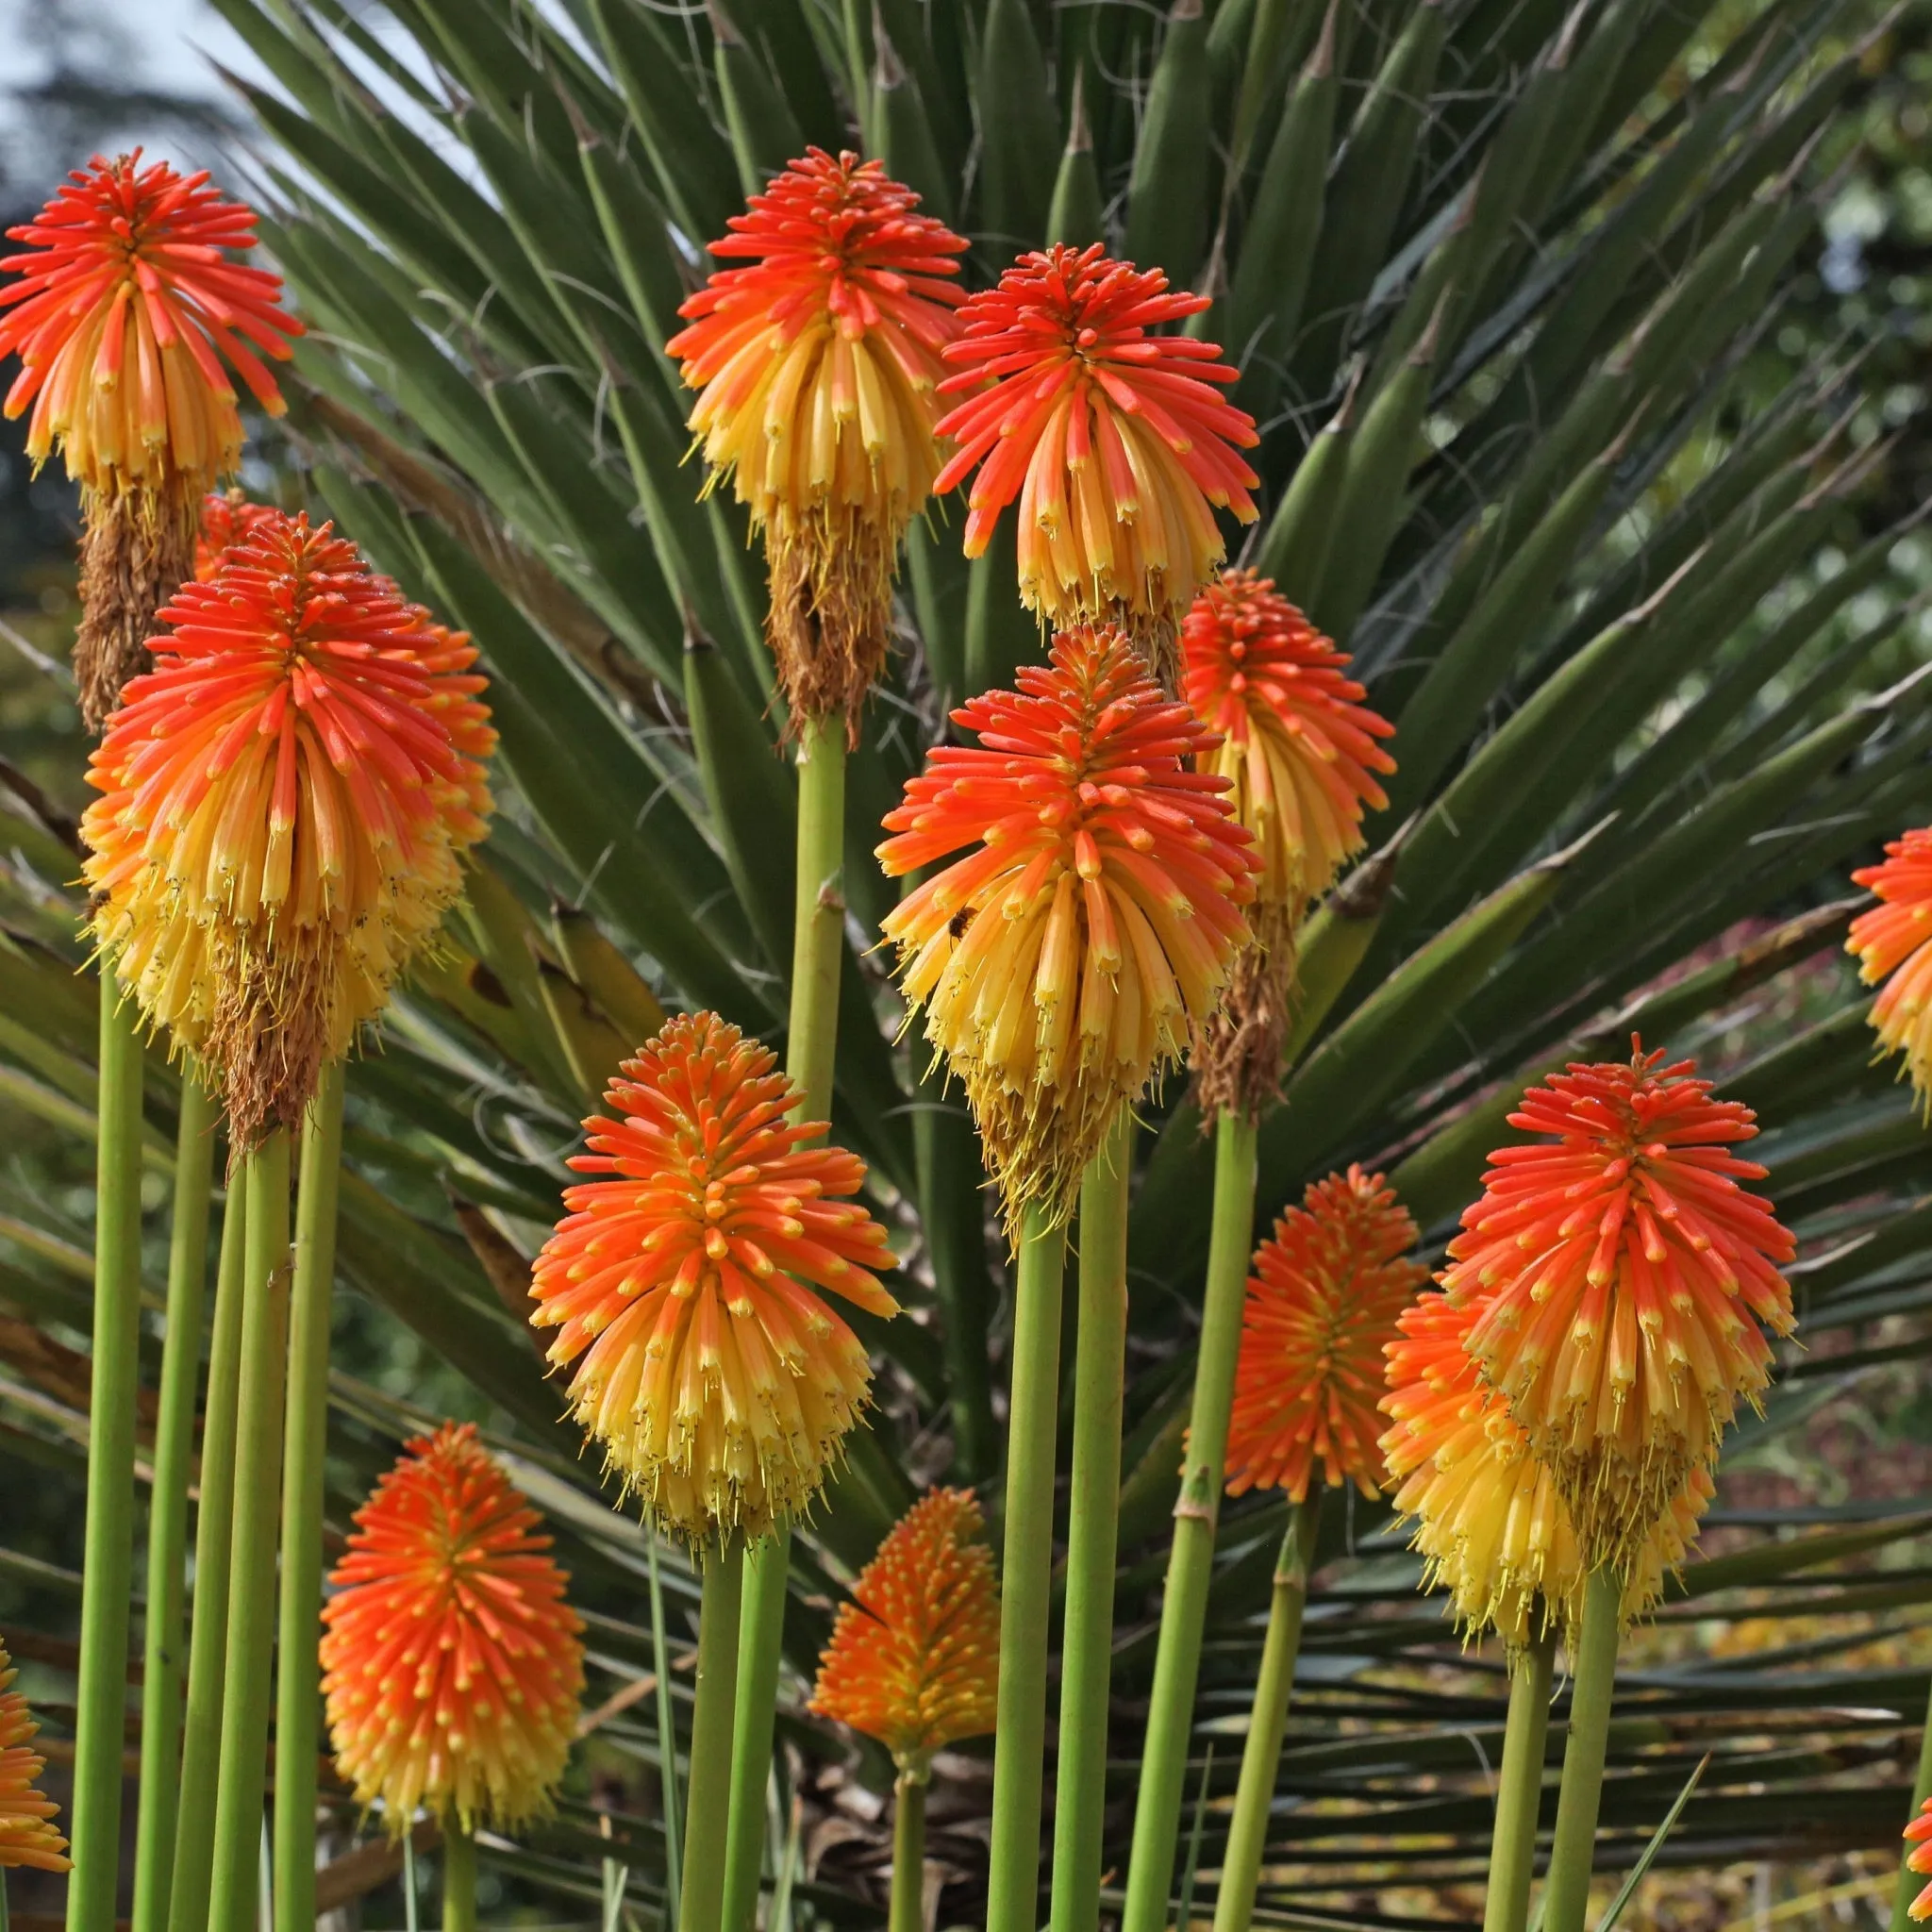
[0,0,1925,1921]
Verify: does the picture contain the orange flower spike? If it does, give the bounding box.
[1181,571,1394,915]
[877,625,1257,1230]
[932,244,1259,665]
[194,489,280,580]
[1225,1167,1427,1504]
[530,1012,900,1547]
[79,510,495,1146]
[321,1424,585,1834]
[1905,1796,1932,1921]
[0,1640,70,1873]
[1441,1043,1796,1576]
[667,149,966,737]
[1379,1291,1711,1649]
[809,1488,1000,1774]
[1849,827,1932,1104]
[0,154,302,724]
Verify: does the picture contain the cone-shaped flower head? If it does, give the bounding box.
[667,149,966,738]
[809,1488,1000,1776]
[321,1424,583,1834]
[0,154,301,724]
[1381,1291,1711,1649]
[1441,1044,1795,1576]
[1849,827,1932,1105]
[1182,569,1396,1113]
[530,1012,900,1547]
[932,244,1259,672]
[1905,1797,1932,1920]
[195,488,279,580]
[1225,1166,1427,1503]
[0,1640,70,1872]
[80,510,494,1148]
[878,625,1257,1231]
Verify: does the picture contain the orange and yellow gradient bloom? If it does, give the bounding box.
[1381,1291,1711,1650]
[529,1012,900,1546]
[878,625,1257,1230]
[1850,827,1932,1104]
[0,154,301,724]
[1224,1167,1426,1503]
[1181,570,1394,1111]
[667,150,966,736]
[1904,1796,1932,1920]
[321,1424,584,1834]
[1441,1046,1795,1575]
[0,1640,70,1873]
[79,510,493,1146]
[932,244,1258,670]
[810,1488,1000,1776]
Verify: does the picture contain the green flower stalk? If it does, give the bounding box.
[130,1073,219,1932]
[1486,1624,1557,1932]
[1540,1567,1622,1932]
[165,1180,248,1932]
[66,986,146,1932]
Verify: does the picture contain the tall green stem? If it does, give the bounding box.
[889,1773,926,1932]
[441,1820,477,1932]
[130,1074,219,1932]
[207,1132,292,1932]
[1050,1108,1132,1932]
[68,982,146,1932]
[681,1543,745,1932]
[1212,1493,1323,1932]
[275,1067,345,1932]
[1541,1566,1622,1932]
[1484,1622,1557,1932]
[647,1533,683,1931]
[1895,1672,1932,1930]
[166,1180,248,1932]
[986,1205,1069,1932]
[1121,1108,1258,1932]
[722,713,847,1932]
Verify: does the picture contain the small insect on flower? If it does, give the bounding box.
[0,154,301,725]
[1380,1291,1711,1651]
[668,150,966,740]
[1440,1043,1795,1578]
[1905,1796,1932,1921]
[932,244,1259,676]
[877,625,1257,1232]
[1225,1167,1426,1504]
[0,1638,70,1873]
[1181,571,1394,1114]
[1849,827,1932,1106]
[529,1012,900,1548]
[321,1424,584,1835]
[810,1488,1000,1776]
[79,510,494,1148]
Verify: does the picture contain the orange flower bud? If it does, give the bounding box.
[1849,826,1932,1104]
[0,1640,70,1873]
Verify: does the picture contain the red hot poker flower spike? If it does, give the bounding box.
[668,150,966,737]
[1441,1043,1796,1576]
[0,153,302,724]
[1849,826,1932,1105]
[529,1011,900,1547]
[80,510,494,1147]
[878,625,1257,1231]
[1379,1291,1711,1651]
[933,244,1258,671]
[320,1424,584,1835]
[1905,1797,1932,1921]
[1182,570,1395,1114]
[809,1488,1000,1775]
[0,1638,70,1872]
[1225,1167,1427,1503]
[194,488,280,581]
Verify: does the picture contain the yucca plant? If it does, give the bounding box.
[0,0,1928,1926]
